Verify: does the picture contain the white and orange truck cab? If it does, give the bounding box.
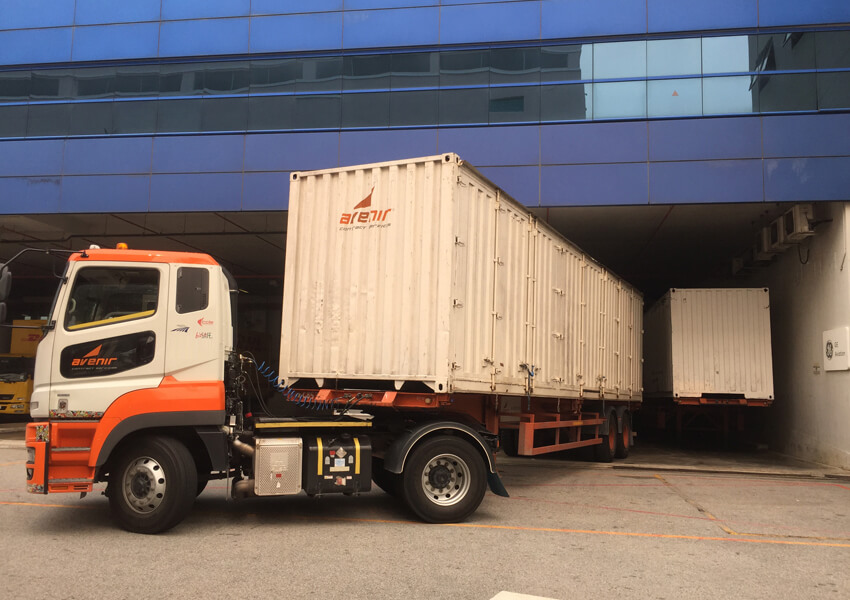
[1,245,505,534]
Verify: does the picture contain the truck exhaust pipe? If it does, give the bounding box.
[231,479,256,499]
[232,437,255,458]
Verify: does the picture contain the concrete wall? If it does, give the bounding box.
[748,202,850,470]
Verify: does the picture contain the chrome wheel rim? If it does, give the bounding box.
[122,456,166,514]
[421,453,470,507]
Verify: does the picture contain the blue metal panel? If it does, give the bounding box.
[72,23,160,62]
[160,18,250,58]
[152,135,245,174]
[765,157,850,202]
[763,114,850,159]
[347,1,435,7]
[759,0,850,27]
[649,160,763,204]
[60,175,150,213]
[244,132,339,172]
[343,8,439,49]
[161,0,250,21]
[542,0,646,39]
[648,117,762,162]
[243,172,291,210]
[150,173,243,211]
[252,0,342,14]
[648,0,757,33]
[339,129,438,166]
[63,138,153,176]
[74,0,162,26]
[0,0,75,30]
[0,178,61,214]
[540,122,647,165]
[478,166,540,207]
[441,2,540,45]
[541,163,648,206]
[251,13,343,53]
[438,126,540,166]
[0,28,73,65]
[0,140,64,176]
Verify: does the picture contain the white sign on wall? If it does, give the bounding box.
[823,327,850,371]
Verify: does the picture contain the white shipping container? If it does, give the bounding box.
[644,288,774,402]
[280,154,642,401]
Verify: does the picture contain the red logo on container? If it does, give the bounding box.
[339,187,392,226]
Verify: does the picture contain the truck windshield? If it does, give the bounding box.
[64,267,160,331]
[0,356,35,382]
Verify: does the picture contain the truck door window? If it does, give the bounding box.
[175,267,209,314]
[64,267,159,331]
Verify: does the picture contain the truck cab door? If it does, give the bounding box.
[45,263,169,418]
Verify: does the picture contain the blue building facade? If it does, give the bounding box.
[1,1,849,214]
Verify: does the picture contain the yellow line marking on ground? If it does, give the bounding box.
[0,501,97,510]
[0,460,25,467]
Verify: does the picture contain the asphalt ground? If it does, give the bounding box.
[1,423,848,600]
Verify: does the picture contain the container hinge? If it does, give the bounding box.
[492,312,503,320]
[494,257,504,266]
[451,362,461,371]
[455,236,465,247]
[552,332,564,340]
[452,299,464,308]
[553,287,565,296]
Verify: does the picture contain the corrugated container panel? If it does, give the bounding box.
[280,153,642,401]
[644,288,773,401]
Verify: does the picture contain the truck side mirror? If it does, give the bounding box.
[0,265,10,303]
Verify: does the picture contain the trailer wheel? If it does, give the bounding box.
[108,436,198,534]
[615,412,631,459]
[594,413,617,463]
[401,435,486,523]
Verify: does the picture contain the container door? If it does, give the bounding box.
[46,263,168,417]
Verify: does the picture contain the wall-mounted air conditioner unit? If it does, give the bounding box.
[784,204,815,242]
[768,216,790,252]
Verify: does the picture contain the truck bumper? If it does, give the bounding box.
[25,422,95,495]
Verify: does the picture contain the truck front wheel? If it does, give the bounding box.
[108,436,198,534]
[400,435,486,523]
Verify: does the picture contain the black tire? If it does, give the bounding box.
[594,413,617,463]
[499,428,519,457]
[615,411,631,459]
[400,435,487,523]
[371,459,400,497]
[108,436,198,534]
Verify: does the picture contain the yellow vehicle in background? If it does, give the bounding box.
[0,320,45,416]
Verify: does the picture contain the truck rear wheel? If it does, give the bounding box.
[108,435,198,534]
[400,435,486,523]
[615,412,631,459]
[594,413,617,463]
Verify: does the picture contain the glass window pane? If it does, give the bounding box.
[389,90,438,127]
[541,44,591,82]
[343,54,391,91]
[201,97,248,131]
[251,59,298,94]
[703,76,757,114]
[818,72,850,110]
[74,67,116,99]
[439,88,488,125]
[160,64,201,96]
[294,95,340,129]
[197,62,249,95]
[0,71,30,101]
[31,70,73,100]
[702,36,751,74]
[593,41,646,80]
[648,78,702,117]
[490,47,540,85]
[391,52,438,90]
[752,33,815,72]
[757,73,817,112]
[489,86,539,123]
[647,38,701,77]
[341,92,389,127]
[297,57,342,93]
[64,267,159,330]
[156,98,202,132]
[114,65,159,98]
[27,103,70,136]
[176,267,209,314]
[816,31,850,70]
[441,50,489,87]
[541,83,592,121]
[113,100,157,134]
[248,95,294,130]
[0,105,28,137]
[70,101,114,135]
[593,81,646,119]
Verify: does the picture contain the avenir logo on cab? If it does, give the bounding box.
[71,344,117,367]
[339,187,392,225]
